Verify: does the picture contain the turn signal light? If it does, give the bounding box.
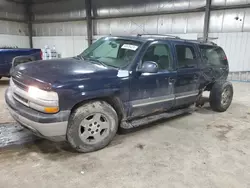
[44,107,59,113]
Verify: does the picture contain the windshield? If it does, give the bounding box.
[79,37,142,68]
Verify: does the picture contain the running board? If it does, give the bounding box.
[120,106,194,131]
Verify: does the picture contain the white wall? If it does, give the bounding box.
[0,34,29,48]
[33,36,88,58]
[32,21,87,57]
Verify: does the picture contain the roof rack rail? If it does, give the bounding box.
[197,37,218,45]
[137,34,180,39]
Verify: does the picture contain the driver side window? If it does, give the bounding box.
[142,44,173,71]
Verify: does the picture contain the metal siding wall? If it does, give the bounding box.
[32,0,86,21]
[94,12,204,35]
[0,1,29,48]
[212,0,250,6]
[32,0,87,56]
[33,21,87,36]
[0,21,28,36]
[0,1,25,21]
[209,32,250,72]
[210,8,250,32]
[93,0,206,17]
[31,0,250,73]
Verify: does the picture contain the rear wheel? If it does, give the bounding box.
[67,101,118,153]
[209,81,233,112]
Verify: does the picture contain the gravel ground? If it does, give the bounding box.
[0,80,250,188]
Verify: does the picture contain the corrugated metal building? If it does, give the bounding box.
[1,0,250,81]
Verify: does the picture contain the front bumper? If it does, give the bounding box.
[5,87,70,141]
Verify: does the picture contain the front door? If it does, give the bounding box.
[173,42,200,106]
[129,41,176,118]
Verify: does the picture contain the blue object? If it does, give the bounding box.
[0,48,42,78]
[5,36,230,141]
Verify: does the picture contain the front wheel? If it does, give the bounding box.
[209,81,233,112]
[67,101,118,153]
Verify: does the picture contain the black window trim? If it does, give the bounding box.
[173,42,198,70]
[198,44,228,67]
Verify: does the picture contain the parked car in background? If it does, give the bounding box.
[5,35,233,153]
[0,48,42,79]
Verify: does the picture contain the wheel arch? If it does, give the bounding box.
[70,95,126,123]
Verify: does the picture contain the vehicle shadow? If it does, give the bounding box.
[33,113,191,159]
[0,98,218,159]
[0,114,191,160]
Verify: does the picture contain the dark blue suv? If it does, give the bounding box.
[5,35,233,152]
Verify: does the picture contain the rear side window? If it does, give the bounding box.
[175,45,197,68]
[199,45,228,66]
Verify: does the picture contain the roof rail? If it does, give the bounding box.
[197,37,218,45]
[137,34,180,39]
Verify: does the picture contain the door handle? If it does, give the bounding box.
[168,77,176,83]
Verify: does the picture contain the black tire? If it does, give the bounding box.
[67,101,118,153]
[209,81,233,112]
[0,77,2,79]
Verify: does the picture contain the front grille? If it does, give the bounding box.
[13,93,29,106]
[12,78,28,91]
[10,78,30,107]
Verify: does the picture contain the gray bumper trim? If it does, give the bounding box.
[7,105,68,137]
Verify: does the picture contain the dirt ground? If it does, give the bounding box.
[0,78,250,188]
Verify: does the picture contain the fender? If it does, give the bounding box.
[60,87,120,109]
[63,88,128,120]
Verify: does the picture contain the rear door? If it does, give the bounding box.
[173,42,200,107]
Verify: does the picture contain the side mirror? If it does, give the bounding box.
[138,61,158,73]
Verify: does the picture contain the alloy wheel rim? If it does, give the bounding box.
[79,113,110,144]
[221,87,232,106]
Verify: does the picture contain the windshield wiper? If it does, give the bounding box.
[74,55,85,60]
[86,57,107,67]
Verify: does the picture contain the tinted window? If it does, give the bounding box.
[200,45,228,66]
[175,45,196,68]
[142,44,173,71]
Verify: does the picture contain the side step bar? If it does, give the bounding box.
[120,106,195,131]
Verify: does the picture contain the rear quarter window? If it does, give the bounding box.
[199,45,228,66]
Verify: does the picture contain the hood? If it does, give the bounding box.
[13,58,118,85]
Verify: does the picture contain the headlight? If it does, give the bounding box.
[28,86,59,113]
[28,86,58,101]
